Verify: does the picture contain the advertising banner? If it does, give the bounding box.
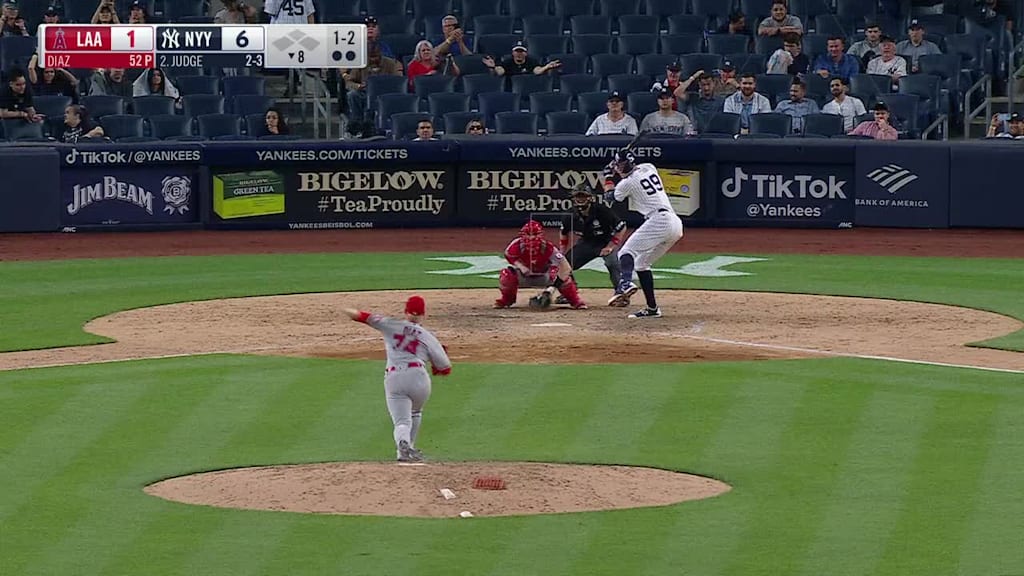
[60,169,199,226]
[854,144,950,228]
[208,166,455,229]
[201,140,451,167]
[455,136,714,165]
[0,148,61,233]
[715,163,854,228]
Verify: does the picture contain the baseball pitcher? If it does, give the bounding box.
[602,150,684,318]
[344,295,451,462]
[494,219,587,310]
[557,182,628,306]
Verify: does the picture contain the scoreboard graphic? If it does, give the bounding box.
[38,24,368,70]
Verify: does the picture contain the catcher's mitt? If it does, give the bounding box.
[528,291,552,310]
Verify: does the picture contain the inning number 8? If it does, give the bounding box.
[640,175,663,196]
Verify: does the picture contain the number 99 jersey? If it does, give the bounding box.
[612,163,673,218]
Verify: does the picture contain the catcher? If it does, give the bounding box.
[494,219,588,310]
[557,182,628,306]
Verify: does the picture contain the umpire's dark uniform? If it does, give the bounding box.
[560,200,624,289]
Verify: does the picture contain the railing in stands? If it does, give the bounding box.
[963,73,992,139]
[1008,37,1024,113]
[922,112,949,140]
[287,69,335,139]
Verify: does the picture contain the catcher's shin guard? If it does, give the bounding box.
[557,278,586,308]
[496,267,519,307]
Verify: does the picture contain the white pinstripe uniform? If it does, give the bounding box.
[264,0,315,24]
[613,163,684,271]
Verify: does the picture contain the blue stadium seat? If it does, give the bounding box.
[755,75,794,101]
[522,15,563,35]
[477,91,520,125]
[576,90,610,118]
[3,119,46,142]
[222,76,266,100]
[197,114,241,139]
[462,73,505,105]
[898,73,941,117]
[0,36,35,71]
[680,53,723,78]
[366,75,409,119]
[627,91,658,117]
[813,15,849,37]
[383,34,422,59]
[474,15,515,35]
[740,0,774,22]
[81,95,125,118]
[147,115,191,140]
[749,112,792,136]
[509,0,544,23]
[323,0,362,21]
[429,92,471,122]
[475,34,522,56]
[804,73,832,99]
[529,91,572,128]
[691,0,727,21]
[592,53,633,82]
[802,113,845,137]
[708,34,751,55]
[607,73,651,95]
[661,34,704,57]
[943,34,988,79]
[919,53,962,105]
[703,112,742,135]
[645,0,686,21]
[454,54,492,76]
[511,74,555,102]
[230,94,274,118]
[414,75,457,105]
[554,0,597,18]
[802,33,831,62]
[615,34,658,57]
[599,0,639,18]
[376,93,420,130]
[176,75,220,96]
[571,15,611,35]
[619,15,659,35]
[100,114,144,140]
[391,112,434,139]
[131,95,175,118]
[835,0,875,21]
[461,0,501,26]
[877,93,921,136]
[376,15,416,34]
[245,114,269,137]
[414,0,451,18]
[527,34,570,59]
[163,0,205,20]
[495,111,539,134]
[117,136,160,143]
[754,34,784,56]
[850,74,893,97]
[547,53,586,74]
[33,95,72,119]
[444,111,484,134]
[546,110,590,134]
[729,53,767,75]
[367,0,408,17]
[557,73,601,97]
[571,34,613,57]
[162,67,202,82]
[668,14,707,34]
[636,53,678,77]
[790,0,833,22]
[182,94,225,119]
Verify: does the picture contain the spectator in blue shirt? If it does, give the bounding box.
[774,79,820,133]
[813,36,860,81]
[365,16,396,60]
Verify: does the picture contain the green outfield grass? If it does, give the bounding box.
[1,251,1023,576]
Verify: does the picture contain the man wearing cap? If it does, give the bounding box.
[986,113,1024,138]
[486,41,559,80]
[774,79,819,133]
[641,88,694,135]
[1,1,28,37]
[264,0,315,24]
[848,22,883,69]
[713,60,739,96]
[723,73,772,132]
[757,0,803,36]
[214,0,257,23]
[585,91,639,136]
[363,17,395,59]
[435,15,472,57]
[127,1,146,23]
[822,77,867,132]
[650,62,698,111]
[896,20,941,73]
[684,73,727,134]
[851,102,899,139]
[867,36,907,88]
[33,5,59,35]
[813,36,860,81]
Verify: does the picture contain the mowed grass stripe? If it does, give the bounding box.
[957,400,1024,575]
[0,372,81,477]
[721,370,875,575]
[874,392,1002,575]
[96,363,301,576]
[641,372,808,576]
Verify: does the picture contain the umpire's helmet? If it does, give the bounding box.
[570,182,594,209]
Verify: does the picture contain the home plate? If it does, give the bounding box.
[531,322,573,327]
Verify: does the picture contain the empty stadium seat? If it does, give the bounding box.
[99,114,144,140]
[704,112,742,135]
[176,75,220,96]
[148,115,191,139]
[546,111,589,134]
[522,15,563,35]
[557,73,602,97]
[680,53,723,78]
[636,53,678,77]
[429,92,471,121]
[591,53,633,81]
[414,75,457,104]
[877,93,921,135]
[131,95,175,118]
[81,95,126,118]
[619,15,659,35]
[461,73,505,105]
[32,95,72,119]
[478,91,520,125]
[3,119,46,141]
[667,14,707,35]
[376,93,420,130]
[571,15,611,35]
[511,74,555,102]
[530,91,573,128]
[850,74,894,97]
[627,91,658,117]
[182,94,225,119]
[615,34,658,57]
[197,114,241,139]
[547,53,586,74]
[495,111,539,134]
[554,0,597,19]
[366,75,409,115]
[755,74,794,101]
[245,113,270,137]
[527,34,570,59]
[599,0,639,19]
[444,111,483,134]
[571,34,613,57]
[383,34,422,59]
[708,34,751,55]
[577,90,611,118]
[729,53,767,75]
[232,95,275,117]
[749,112,793,136]
[660,34,704,56]
[607,73,651,95]
[475,34,523,56]
[802,113,845,137]
[474,15,515,35]
[460,0,500,26]
[454,54,492,76]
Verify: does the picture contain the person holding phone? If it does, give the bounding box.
[435,15,471,57]
[987,113,1024,139]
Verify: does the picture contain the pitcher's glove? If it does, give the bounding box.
[529,290,552,310]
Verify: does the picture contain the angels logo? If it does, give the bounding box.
[161,176,191,215]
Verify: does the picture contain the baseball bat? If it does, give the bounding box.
[623,130,648,153]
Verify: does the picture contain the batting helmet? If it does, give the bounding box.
[612,149,636,173]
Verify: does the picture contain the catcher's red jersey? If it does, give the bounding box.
[504,239,563,275]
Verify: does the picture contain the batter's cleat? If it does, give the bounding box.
[398,440,423,462]
[607,282,639,306]
[610,296,630,308]
[628,307,662,319]
[493,299,513,309]
[555,295,570,305]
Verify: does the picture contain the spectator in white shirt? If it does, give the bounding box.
[585,91,639,136]
[986,113,1024,138]
[866,36,907,89]
[723,74,772,132]
[821,77,867,132]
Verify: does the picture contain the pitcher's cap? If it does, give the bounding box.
[405,295,426,316]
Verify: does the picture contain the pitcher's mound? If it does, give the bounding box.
[144,461,731,518]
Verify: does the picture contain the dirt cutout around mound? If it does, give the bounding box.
[0,289,1022,371]
[144,462,731,518]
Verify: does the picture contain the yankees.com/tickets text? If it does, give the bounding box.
[256,149,410,162]
[507,146,662,159]
[320,194,447,215]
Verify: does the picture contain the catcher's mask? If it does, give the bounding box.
[611,149,636,175]
[570,183,593,210]
[519,219,545,254]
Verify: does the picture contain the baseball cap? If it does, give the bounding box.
[2,0,18,7]
[873,101,889,111]
[656,88,673,98]
[666,61,681,73]
[721,59,735,72]
[908,19,923,30]
[607,90,623,102]
[405,295,426,316]
[43,5,57,15]
[1009,113,1023,122]
[130,0,144,8]
[364,15,378,25]
[512,40,528,52]
[879,34,896,43]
